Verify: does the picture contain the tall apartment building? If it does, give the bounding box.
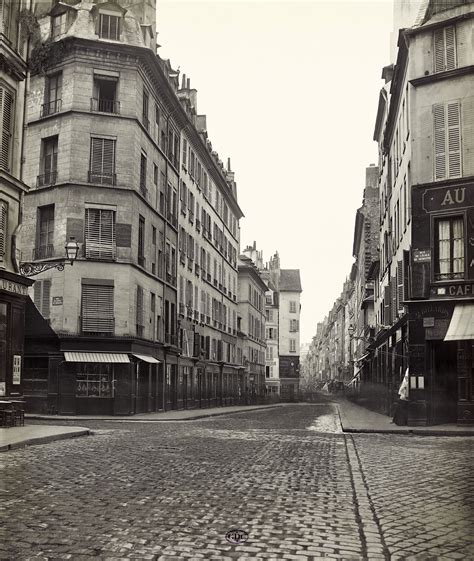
[0,1,34,400]
[237,255,267,402]
[19,0,245,415]
[369,0,474,424]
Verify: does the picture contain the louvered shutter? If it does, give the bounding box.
[433,104,446,180]
[136,285,144,327]
[0,87,13,172]
[81,284,114,333]
[445,26,456,71]
[90,138,115,184]
[397,260,404,314]
[447,102,461,178]
[85,208,115,260]
[34,279,51,319]
[391,276,397,322]
[0,200,6,261]
[434,28,445,73]
[384,285,391,326]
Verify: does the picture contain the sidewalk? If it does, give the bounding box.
[0,425,92,452]
[335,397,474,436]
[26,403,285,423]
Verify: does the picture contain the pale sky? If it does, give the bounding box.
[157,0,394,346]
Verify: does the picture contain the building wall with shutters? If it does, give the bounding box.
[279,291,301,357]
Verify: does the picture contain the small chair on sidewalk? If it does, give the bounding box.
[0,402,15,428]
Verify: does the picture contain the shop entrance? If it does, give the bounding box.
[430,341,458,424]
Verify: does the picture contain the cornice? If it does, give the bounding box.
[410,64,474,87]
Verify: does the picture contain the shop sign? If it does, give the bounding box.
[422,184,473,213]
[423,317,435,328]
[413,249,431,263]
[443,283,474,297]
[12,355,21,384]
[0,279,28,296]
[52,296,63,306]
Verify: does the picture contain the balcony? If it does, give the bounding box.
[40,99,62,118]
[88,171,116,185]
[33,245,55,260]
[90,98,120,114]
[37,171,57,187]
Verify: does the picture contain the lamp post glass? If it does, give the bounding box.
[65,237,79,264]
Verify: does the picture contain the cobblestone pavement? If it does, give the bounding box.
[1,404,473,560]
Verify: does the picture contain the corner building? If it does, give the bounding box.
[20,0,244,414]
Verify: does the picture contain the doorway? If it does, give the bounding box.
[430,341,458,424]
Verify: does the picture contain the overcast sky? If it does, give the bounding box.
[157,0,394,346]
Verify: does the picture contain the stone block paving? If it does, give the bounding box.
[351,433,474,560]
[1,404,473,560]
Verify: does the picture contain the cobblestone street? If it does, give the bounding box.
[2,404,473,560]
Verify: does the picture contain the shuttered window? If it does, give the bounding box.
[397,260,405,315]
[136,285,144,335]
[89,137,116,184]
[0,85,14,172]
[33,279,51,319]
[434,26,456,73]
[81,282,114,333]
[433,102,461,180]
[85,208,116,260]
[0,199,7,262]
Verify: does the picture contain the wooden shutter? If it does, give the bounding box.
[85,208,115,260]
[447,101,461,178]
[384,285,391,326]
[397,260,404,314]
[434,28,445,73]
[0,200,6,261]
[136,285,144,327]
[34,279,51,319]
[0,86,13,171]
[90,138,115,183]
[81,283,114,333]
[433,103,446,180]
[445,26,456,71]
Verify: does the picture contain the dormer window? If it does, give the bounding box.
[99,13,121,40]
[51,12,67,38]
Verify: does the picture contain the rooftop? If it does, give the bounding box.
[279,270,302,292]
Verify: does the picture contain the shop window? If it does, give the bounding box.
[85,207,116,260]
[76,364,113,398]
[435,216,464,281]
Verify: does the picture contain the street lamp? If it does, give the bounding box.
[348,324,374,344]
[20,237,80,277]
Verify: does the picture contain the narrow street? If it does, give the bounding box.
[2,404,473,560]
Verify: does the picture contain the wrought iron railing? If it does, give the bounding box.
[90,98,120,114]
[40,99,62,118]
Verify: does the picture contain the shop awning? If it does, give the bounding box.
[132,353,160,364]
[64,352,130,363]
[444,303,474,341]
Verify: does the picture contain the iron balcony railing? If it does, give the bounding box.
[33,245,55,260]
[90,98,120,114]
[40,99,62,118]
[88,171,116,185]
[37,171,57,187]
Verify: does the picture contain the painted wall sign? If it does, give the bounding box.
[52,296,63,306]
[413,249,431,263]
[422,183,473,213]
[0,279,28,296]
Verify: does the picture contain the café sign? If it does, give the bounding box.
[422,184,473,213]
[0,279,28,296]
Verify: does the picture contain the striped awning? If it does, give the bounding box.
[445,304,474,341]
[132,353,160,364]
[64,352,130,363]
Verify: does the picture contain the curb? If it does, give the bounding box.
[25,404,283,423]
[0,429,92,452]
[342,427,474,437]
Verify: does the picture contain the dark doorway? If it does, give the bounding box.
[430,341,458,424]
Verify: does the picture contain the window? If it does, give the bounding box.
[38,136,58,186]
[182,138,187,168]
[42,73,62,117]
[85,207,116,260]
[81,280,114,333]
[290,319,299,332]
[138,215,145,267]
[76,366,112,398]
[289,301,297,313]
[140,152,147,195]
[36,205,55,260]
[435,216,464,281]
[0,200,6,263]
[142,88,149,130]
[51,11,67,38]
[434,26,456,73]
[98,13,121,41]
[290,339,296,353]
[0,0,19,43]
[89,137,116,184]
[136,285,144,337]
[433,102,461,180]
[0,84,14,172]
[33,279,51,319]
[92,75,118,113]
